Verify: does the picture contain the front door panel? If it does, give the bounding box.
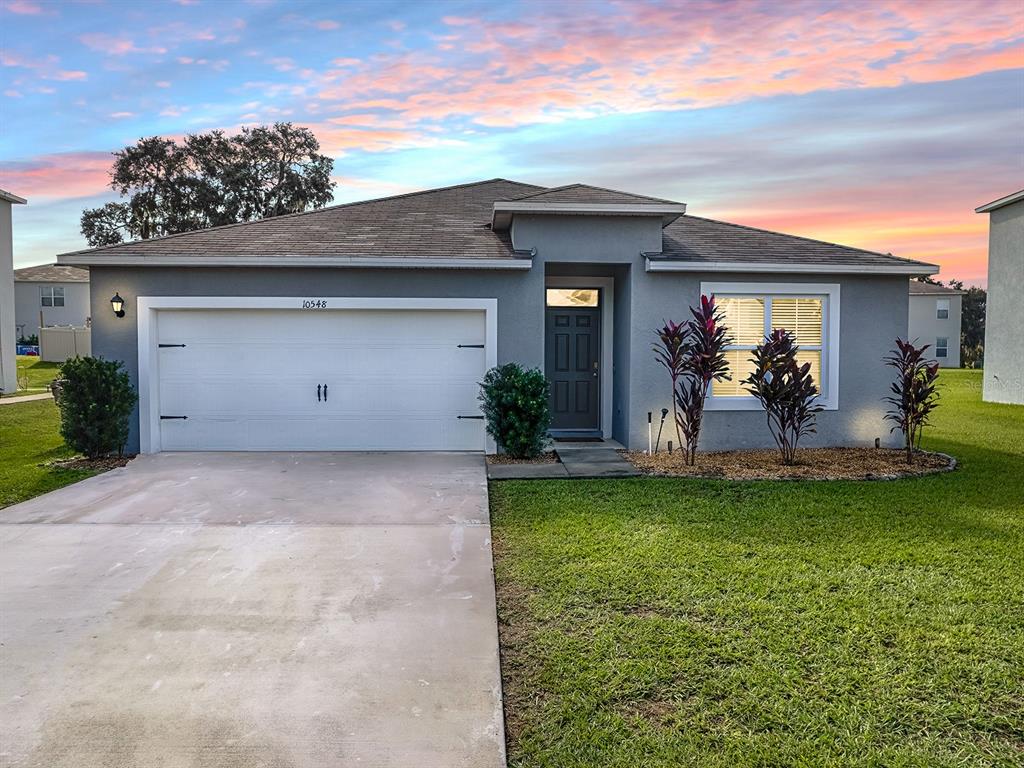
[545,307,600,431]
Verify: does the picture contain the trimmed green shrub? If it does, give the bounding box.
[57,356,137,459]
[479,363,551,458]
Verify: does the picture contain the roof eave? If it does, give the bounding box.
[491,202,686,231]
[0,189,27,205]
[57,253,535,270]
[645,257,938,276]
[975,189,1024,213]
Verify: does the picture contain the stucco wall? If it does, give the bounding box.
[88,266,545,453]
[14,281,91,339]
[628,272,909,451]
[908,292,962,368]
[88,213,914,454]
[0,201,15,394]
[983,199,1024,404]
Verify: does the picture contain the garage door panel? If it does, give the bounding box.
[155,308,487,451]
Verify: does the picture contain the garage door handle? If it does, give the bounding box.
[160,415,188,420]
[457,415,484,420]
[317,384,321,402]
[158,343,187,348]
[457,344,485,348]
[323,384,328,402]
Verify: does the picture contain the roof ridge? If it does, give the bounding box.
[674,214,935,266]
[58,178,543,258]
[507,182,681,205]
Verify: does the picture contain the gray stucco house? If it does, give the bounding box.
[13,263,91,340]
[976,190,1023,405]
[908,281,963,368]
[57,179,937,454]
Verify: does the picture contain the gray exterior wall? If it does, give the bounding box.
[627,272,907,451]
[89,212,910,454]
[908,292,962,368]
[983,199,1024,404]
[0,201,15,394]
[88,266,544,454]
[14,281,91,339]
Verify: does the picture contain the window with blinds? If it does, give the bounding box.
[713,294,826,398]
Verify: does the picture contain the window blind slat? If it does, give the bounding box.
[719,297,765,345]
[771,298,823,345]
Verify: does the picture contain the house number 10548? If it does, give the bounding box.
[302,299,328,309]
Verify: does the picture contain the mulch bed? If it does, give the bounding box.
[47,455,136,472]
[621,447,955,481]
[486,451,561,466]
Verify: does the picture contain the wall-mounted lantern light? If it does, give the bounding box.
[110,292,126,318]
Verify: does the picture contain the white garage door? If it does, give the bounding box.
[155,308,487,451]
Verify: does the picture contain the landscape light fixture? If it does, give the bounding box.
[110,292,125,318]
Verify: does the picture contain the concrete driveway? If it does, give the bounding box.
[0,453,504,768]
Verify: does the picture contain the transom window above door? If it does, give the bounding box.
[701,282,840,411]
[41,286,64,307]
[546,288,599,307]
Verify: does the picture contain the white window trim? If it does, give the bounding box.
[137,296,499,454]
[936,298,950,319]
[544,276,615,438]
[700,282,840,411]
[41,285,65,307]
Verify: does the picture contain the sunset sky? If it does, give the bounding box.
[2,0,1022,285]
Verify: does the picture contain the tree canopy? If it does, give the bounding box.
[80,123,335,246]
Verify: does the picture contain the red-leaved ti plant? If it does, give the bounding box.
[883,338,941,464]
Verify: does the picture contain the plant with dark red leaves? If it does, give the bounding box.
[653,296,733,465]
[883,338,941,464]
[742,329,823,466]
[654,318,687,453]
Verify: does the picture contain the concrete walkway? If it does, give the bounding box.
[0,452,505,767]
[0,392,52,405]
[487,440,639,480]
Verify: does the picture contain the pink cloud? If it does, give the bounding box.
[2,0,46,15]
[315,20,340,30]
[0,151,113,200]
[1,50,87,81]
[299,0,1023,134]
[79,33,166,56]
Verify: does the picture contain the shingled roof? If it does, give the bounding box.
[14,263,89,282]
[505,183,682,206]
[57,178,935,274]
[651,215,936,273]
[59,179,543,264]
[909,280,964,295]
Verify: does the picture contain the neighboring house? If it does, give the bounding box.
[13,263,91,340]
[908,281,963,367]
[0,188,27,395]
[976,189,1024,405]
[57,179,937,454]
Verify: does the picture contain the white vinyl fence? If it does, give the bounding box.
[39,326,91,362]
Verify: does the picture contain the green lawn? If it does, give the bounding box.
[0,355,62,397]
[491,370,1024,767]
[0,399,98,507]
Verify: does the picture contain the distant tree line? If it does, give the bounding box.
[915,276,986,368]
[81,123,335,246]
